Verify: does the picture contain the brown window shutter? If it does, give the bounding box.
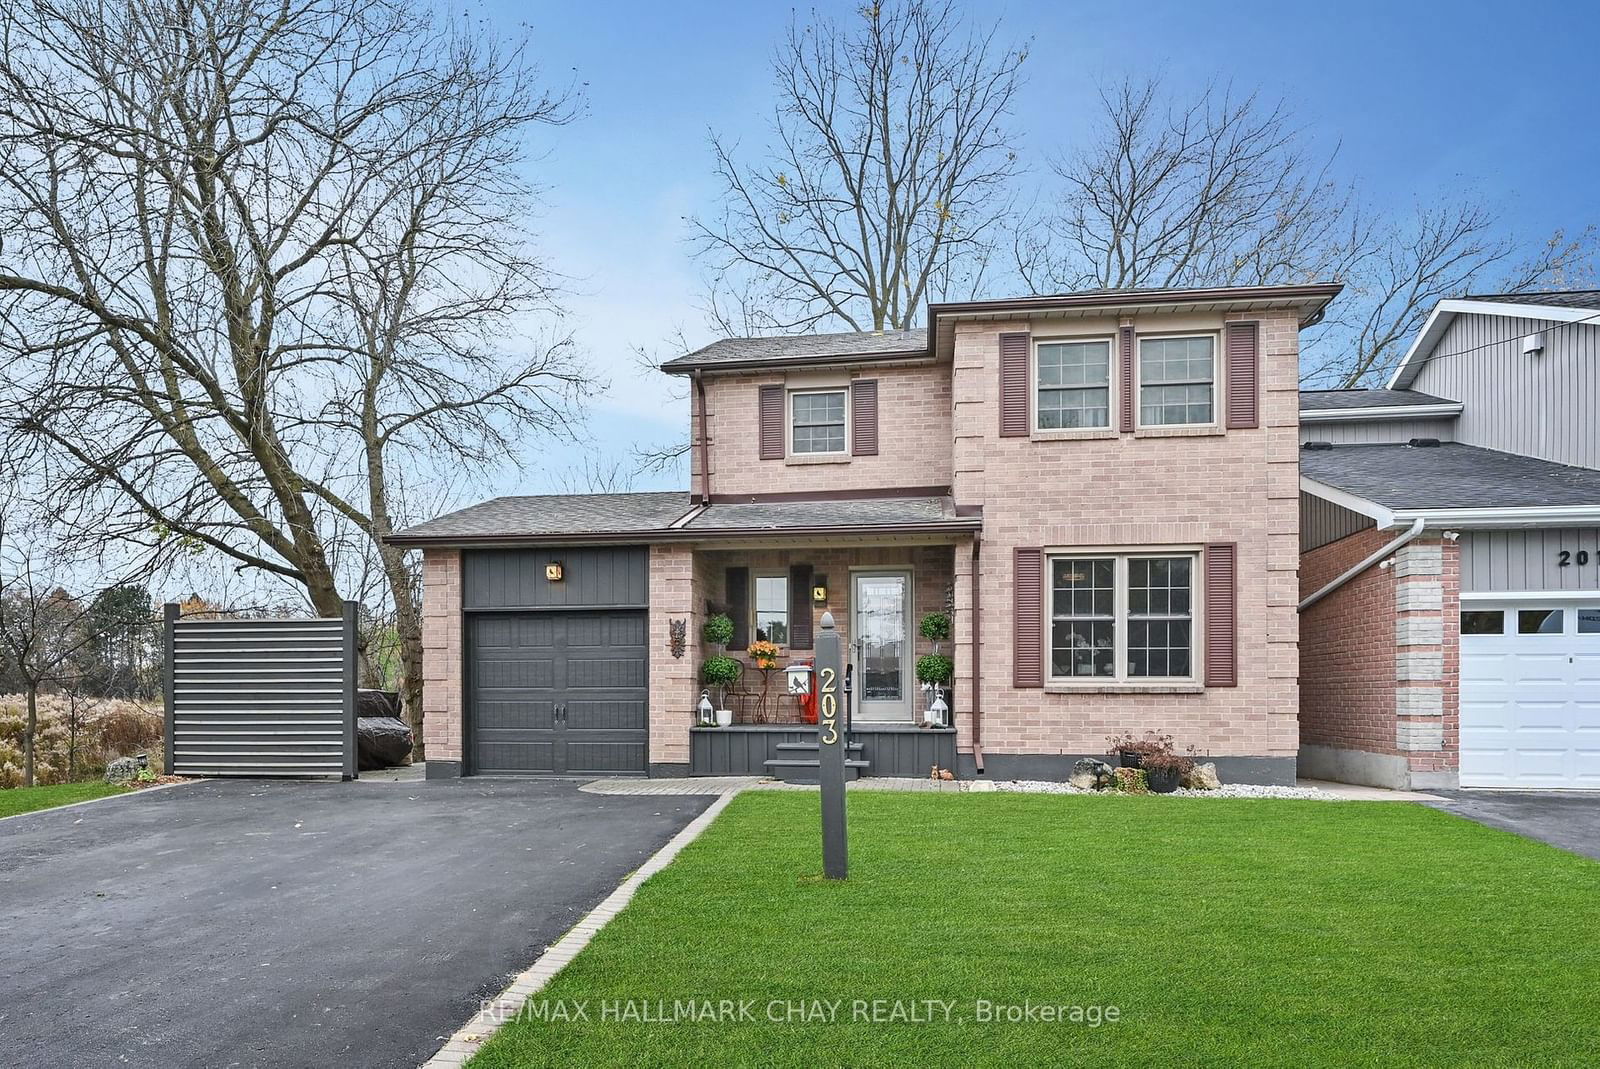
[1203,543,1237,687]
[851,380,878,456]
[1225,322,1260,429]
[758,384,784,460]
[998,332,1030,437]
[788,563,813,649]
[1013,547,1044,687]
[725,566,750,649]
[1118,325,1135,433]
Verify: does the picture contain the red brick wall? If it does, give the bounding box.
[1299,528,1397,754]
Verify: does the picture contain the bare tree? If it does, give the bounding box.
[691,0,1028,333]
[1021,75,1597,387]
[1016,77,1360,294]
[0,523,132,786]
[0,0,583,748]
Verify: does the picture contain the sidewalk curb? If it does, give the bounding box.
[419,787,743,1068]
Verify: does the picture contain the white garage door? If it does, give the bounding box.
[1460,602,1600,789]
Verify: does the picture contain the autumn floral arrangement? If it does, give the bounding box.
[746,639,781,670]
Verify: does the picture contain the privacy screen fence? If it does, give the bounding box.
[164,601,358,779]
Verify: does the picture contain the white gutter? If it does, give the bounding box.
[1299,402,1462,423]
[1389,505,1600,529]
[1299,518,1426,613]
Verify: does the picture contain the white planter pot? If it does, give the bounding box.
[715,709,734,728]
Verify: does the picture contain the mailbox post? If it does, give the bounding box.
[815,611,848,879]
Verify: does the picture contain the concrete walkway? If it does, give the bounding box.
[582,775,1436,800]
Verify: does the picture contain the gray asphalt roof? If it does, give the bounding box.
[390,491,692,541]
[388,490,976,542]
[1300,388,1456,411]
[661,329,929,372]
[685,495,966,531]
[1301,443,1600,510]
[1461,290,1600,311]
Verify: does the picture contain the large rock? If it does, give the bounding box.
[356,689,401,719]
[1069,757,1115,790]
[357,716,414,771]
[1182,762,1221,790]
[104,756,139,784]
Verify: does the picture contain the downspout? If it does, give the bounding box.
[970,533,983,774]
[1298,517,1426,613]
[694,370,712,505]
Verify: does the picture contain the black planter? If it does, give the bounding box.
[1145,766,1180,794]
[1118,749,1144,769]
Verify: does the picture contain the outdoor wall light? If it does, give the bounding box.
[545,561,564,582]
[812,576,828,603]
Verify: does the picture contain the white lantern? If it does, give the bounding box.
[696,690,716,727]
[925,687,949,728]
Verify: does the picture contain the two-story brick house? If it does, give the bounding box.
[1297,291,1600,791]
[389,283,1342,784]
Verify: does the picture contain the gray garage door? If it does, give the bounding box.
[469,610,648,775]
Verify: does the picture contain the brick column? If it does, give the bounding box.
[648,544,697,774]
[1393,537,1459,787]
[421,548,463,774]
[952,537,976,758]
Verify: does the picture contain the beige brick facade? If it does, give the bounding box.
[421,548,463,764]
[691,362,952,495]
[947,311,1303,767]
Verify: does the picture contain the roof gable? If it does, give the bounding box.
[1387,293,1600,389]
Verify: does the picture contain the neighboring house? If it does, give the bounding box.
[1299,291,1600,790]
[388,284,1342,784]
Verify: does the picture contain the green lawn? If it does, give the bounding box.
[0,781,128,819]
[471,792,1600,1068]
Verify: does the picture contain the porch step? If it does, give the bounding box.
[774,741,864,756]
[763,758,870,785]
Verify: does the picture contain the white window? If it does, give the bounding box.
[754,573,789,644]
[1049,553,1196,681]
[1139,336,1215,426]
[790,390,846,454]
[1036,338,1112,430]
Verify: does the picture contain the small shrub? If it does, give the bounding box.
[1106,731,1177,758]
[1142,750,1195,775]
[701,613,734,648]
[918,611,952,643]
[915,654,954,685]
[1110,767,1148,793]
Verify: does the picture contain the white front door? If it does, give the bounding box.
[1460,601,1600,789]
[852,571,913,723]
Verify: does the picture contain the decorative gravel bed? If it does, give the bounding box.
[992,779,1336,800]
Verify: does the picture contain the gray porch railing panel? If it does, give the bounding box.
[689,725,956,778]
[165,601,358,779]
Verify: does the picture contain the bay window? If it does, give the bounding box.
[1049,553,1197,681]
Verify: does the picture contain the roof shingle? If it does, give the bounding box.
[390,491,691,542]
[1299,388,1456,412]
[1301,443,1600,511]
[662,329,929,373]
[1460,290,1600,312]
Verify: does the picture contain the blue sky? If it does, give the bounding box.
[472,0,1598,496]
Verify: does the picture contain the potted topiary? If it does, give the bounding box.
[700,655,741,726]
[702,612,735,650]
[917,611,954,723]
[1106,731,1175,770]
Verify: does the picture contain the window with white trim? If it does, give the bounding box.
[753,573,789,644]
[1049,553,1196,680]
[1139,336,1215,426]
[790,390,846,454]
[1036,338,1112,429]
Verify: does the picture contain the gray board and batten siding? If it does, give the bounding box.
[1298,418,1457,446]
[1410,311,1600,469]
[1461,529,1600,594]
[1300,494,1376,552]
[462,546,650,776]
[165,602,357,779]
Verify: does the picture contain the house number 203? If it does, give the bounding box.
[1557,550,1593,567]
[818,666,838,745]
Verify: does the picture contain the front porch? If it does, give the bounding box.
[648,533,975,778]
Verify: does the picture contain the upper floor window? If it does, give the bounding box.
[791,390,846,454]
[1050,553,1196,681]
[754,573,789,644]
[1139,336,1215,426]
[1037,339,1112,430]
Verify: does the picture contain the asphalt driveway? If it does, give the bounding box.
[1432,790,1600,861]
[0,777,713,1068]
